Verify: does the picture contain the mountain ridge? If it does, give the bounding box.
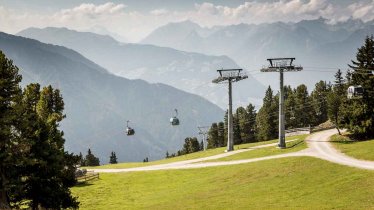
[18,27,266,108]
[0,31,224,163]
[140,18,374,89]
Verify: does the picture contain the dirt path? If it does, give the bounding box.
[90,129,374,173]
[90,140,299,173]
[305,129,374,170]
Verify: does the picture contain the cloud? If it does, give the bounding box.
[60,2,126,15]
[348,1,374,21]
[0,1,374,42]
[193,0,330,24]
[150,9,169,16]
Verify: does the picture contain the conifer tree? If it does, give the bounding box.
[311,81,329,125]
[256,86,277,140]
[294,85,312,127]
[342,35,374,137]
[0,52,79,209]
[217,122,226,146]
[245,104,257,142]
[0,51,23,209]
[109,151,118,164]
[85,148,100,166]
[235,107,247,143]
[233,110,242,144]
[182,137,200,154]
[207,123,219,148]
[21,85,79,209]
[328,70,346,135]
[285,88,297,129]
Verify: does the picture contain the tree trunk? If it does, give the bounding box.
[335,117,341,135]
[0,191,10,209]
[0,166,10,209]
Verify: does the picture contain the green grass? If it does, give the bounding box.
[86,136,302,169]
[204,135,308,162]
[330,134,374,161]
[72,157,374,210]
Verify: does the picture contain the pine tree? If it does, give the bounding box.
[207,123,219,148]
[0,50,23,209]
[256,86,277,140]
[285,88,297,129]
[327,70,346,135]
[109,151,118,164]
[246,104,257,142]
[165,151,170,158]
[21,85,79,210]
[223,111,228,143]
[334,69,345,95]
[342,36,374,137]
[294,84,312,127]
[234,107,246,144]
[182,137,200,154]
[85,148,100,166]
[217,122,226,146]
[327,91,342,135]
[311,81,329,125]
[233,110,242,144]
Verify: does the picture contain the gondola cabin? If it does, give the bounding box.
[170,117,180,126]
[170,109,180,126]
[347,85,364,99]
[126,120,135,136]
[126,127,135,136]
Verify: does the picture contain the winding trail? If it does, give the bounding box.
[91,129,374,173]
[305,129,374,170]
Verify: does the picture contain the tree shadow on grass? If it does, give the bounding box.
[332,133,374,143]
[330,140,356,144]
[74,180,99,188]
[287,140,304,148]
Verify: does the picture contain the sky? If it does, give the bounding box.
[1,0,374,42]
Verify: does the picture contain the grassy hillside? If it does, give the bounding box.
[87,135,302,169]
[72,157,374,210]
[330,134,374,161]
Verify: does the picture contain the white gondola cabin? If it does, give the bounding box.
[126,120,135,136]
[347,85,364,99]
[170,109,180,126]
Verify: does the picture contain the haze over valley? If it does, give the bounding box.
[1,0,374,163]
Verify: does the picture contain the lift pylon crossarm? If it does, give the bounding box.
[213,69,248,84]
[261,66,303,72]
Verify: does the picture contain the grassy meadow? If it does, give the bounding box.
[330,134,374,161]
[73,156,374,210]
[204,135,308,162]
[87,135,302,169]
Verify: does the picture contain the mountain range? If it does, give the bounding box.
[17,27,266,108]
[0,32,224,162]
[141,18,374,89]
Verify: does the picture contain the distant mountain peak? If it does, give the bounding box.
[170,19,201,27]
[18,27,119,44]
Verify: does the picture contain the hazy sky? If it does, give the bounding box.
[1,0,373,42]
